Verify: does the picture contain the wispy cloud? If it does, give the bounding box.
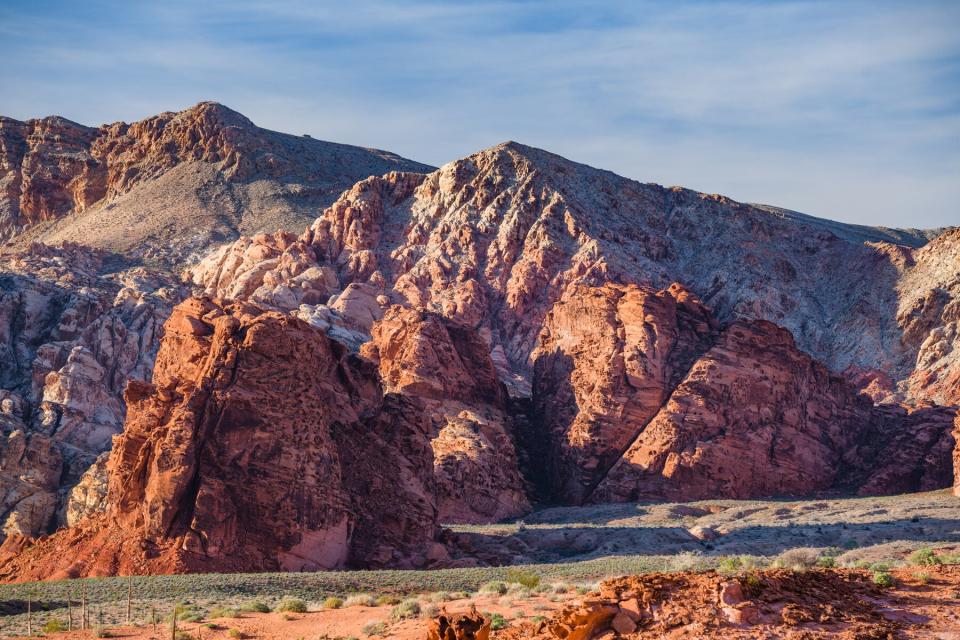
[1,0,958,227]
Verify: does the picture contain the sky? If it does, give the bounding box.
[1,0,958,229]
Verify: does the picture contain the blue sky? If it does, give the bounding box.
[2,0,958,228]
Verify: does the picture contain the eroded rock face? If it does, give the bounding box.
[0,243,182,541]
[0,297,441,578]
[529,283,718,502]
[591,321,957,503]
[108,297,439,573]
[364,306,529,523]
[62,452,109,527]
[898,228,960,407]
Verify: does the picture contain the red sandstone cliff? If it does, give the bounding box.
[0,298,443,580]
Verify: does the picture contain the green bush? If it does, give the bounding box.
[816,556,836,568]
[717,556,744,575]
[323,596,344,610]
[872,571,894,588]
[227,629,242,639]
[489,613,507,630]
[208,608,240,619]
[277,598,308,613]
[43,620,67,633]
[375,595,401,606]
[390,598,421,620]
[909,548,942,567]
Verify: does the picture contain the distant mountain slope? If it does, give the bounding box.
[0,102,433,265]
[751,204,949,248]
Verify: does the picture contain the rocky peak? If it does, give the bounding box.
[0,102,433,265]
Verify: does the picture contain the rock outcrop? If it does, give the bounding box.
[363,305,530,523]
[529,283,717,502]
[591,320,956,503]
[0,297,442,579]
[898,228,960,407]
[187,141,959,507]
[0,243,182,541]
[497,570,905,639]
[1,102,432,265]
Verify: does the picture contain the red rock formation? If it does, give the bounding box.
[899,228,960,407]
[591,320,957,503]
[426,606,491,640]
[0,297,441,579]
[530,282,718,502]
[954,418,960,498]
[363,306,529,523]
[497,570,907,639]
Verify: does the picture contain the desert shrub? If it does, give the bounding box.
[240,600,271,613]
[43,620,67,633]
[742,572,763,597]
[277,598,308,613]
[506,584,531,598]
[774,548,821,570]
[422,603,440,618]
[670,550,708,572]
[816,556,836,568]
[227,629,242,639]
[93,626,112,639]
[914,572,931,585]
[478,581,508,595]
[869,562,891,573]
[361,621,386,637]
[551,583,572,594]
[208,607,240,619]
[323,596,344,610]
[204,623,222,630]
[909,548,942,567]
[872,571,894,588]
[344,594,376,607]
[716,556,741,574]
[390,598,421,620]
[489,613,507,630]
[375,595,401,606]
[175,633,195,640]
[505,568,540,588]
